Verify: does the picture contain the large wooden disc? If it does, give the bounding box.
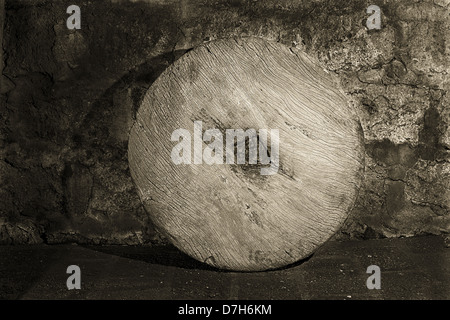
[128,37,364,271]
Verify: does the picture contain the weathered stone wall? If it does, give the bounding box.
[1,0,448,244]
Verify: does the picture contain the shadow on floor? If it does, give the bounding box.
[82,243,312,272]
[83,244,219,271]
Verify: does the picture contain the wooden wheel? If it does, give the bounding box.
[128,37,364,271]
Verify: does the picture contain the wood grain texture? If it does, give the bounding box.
[128,37,365,271]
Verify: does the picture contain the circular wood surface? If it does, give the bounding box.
[128,37,364,271]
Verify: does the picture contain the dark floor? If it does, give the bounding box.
[0,235,448,300]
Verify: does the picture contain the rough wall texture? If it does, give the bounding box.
[0,0,449,244]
